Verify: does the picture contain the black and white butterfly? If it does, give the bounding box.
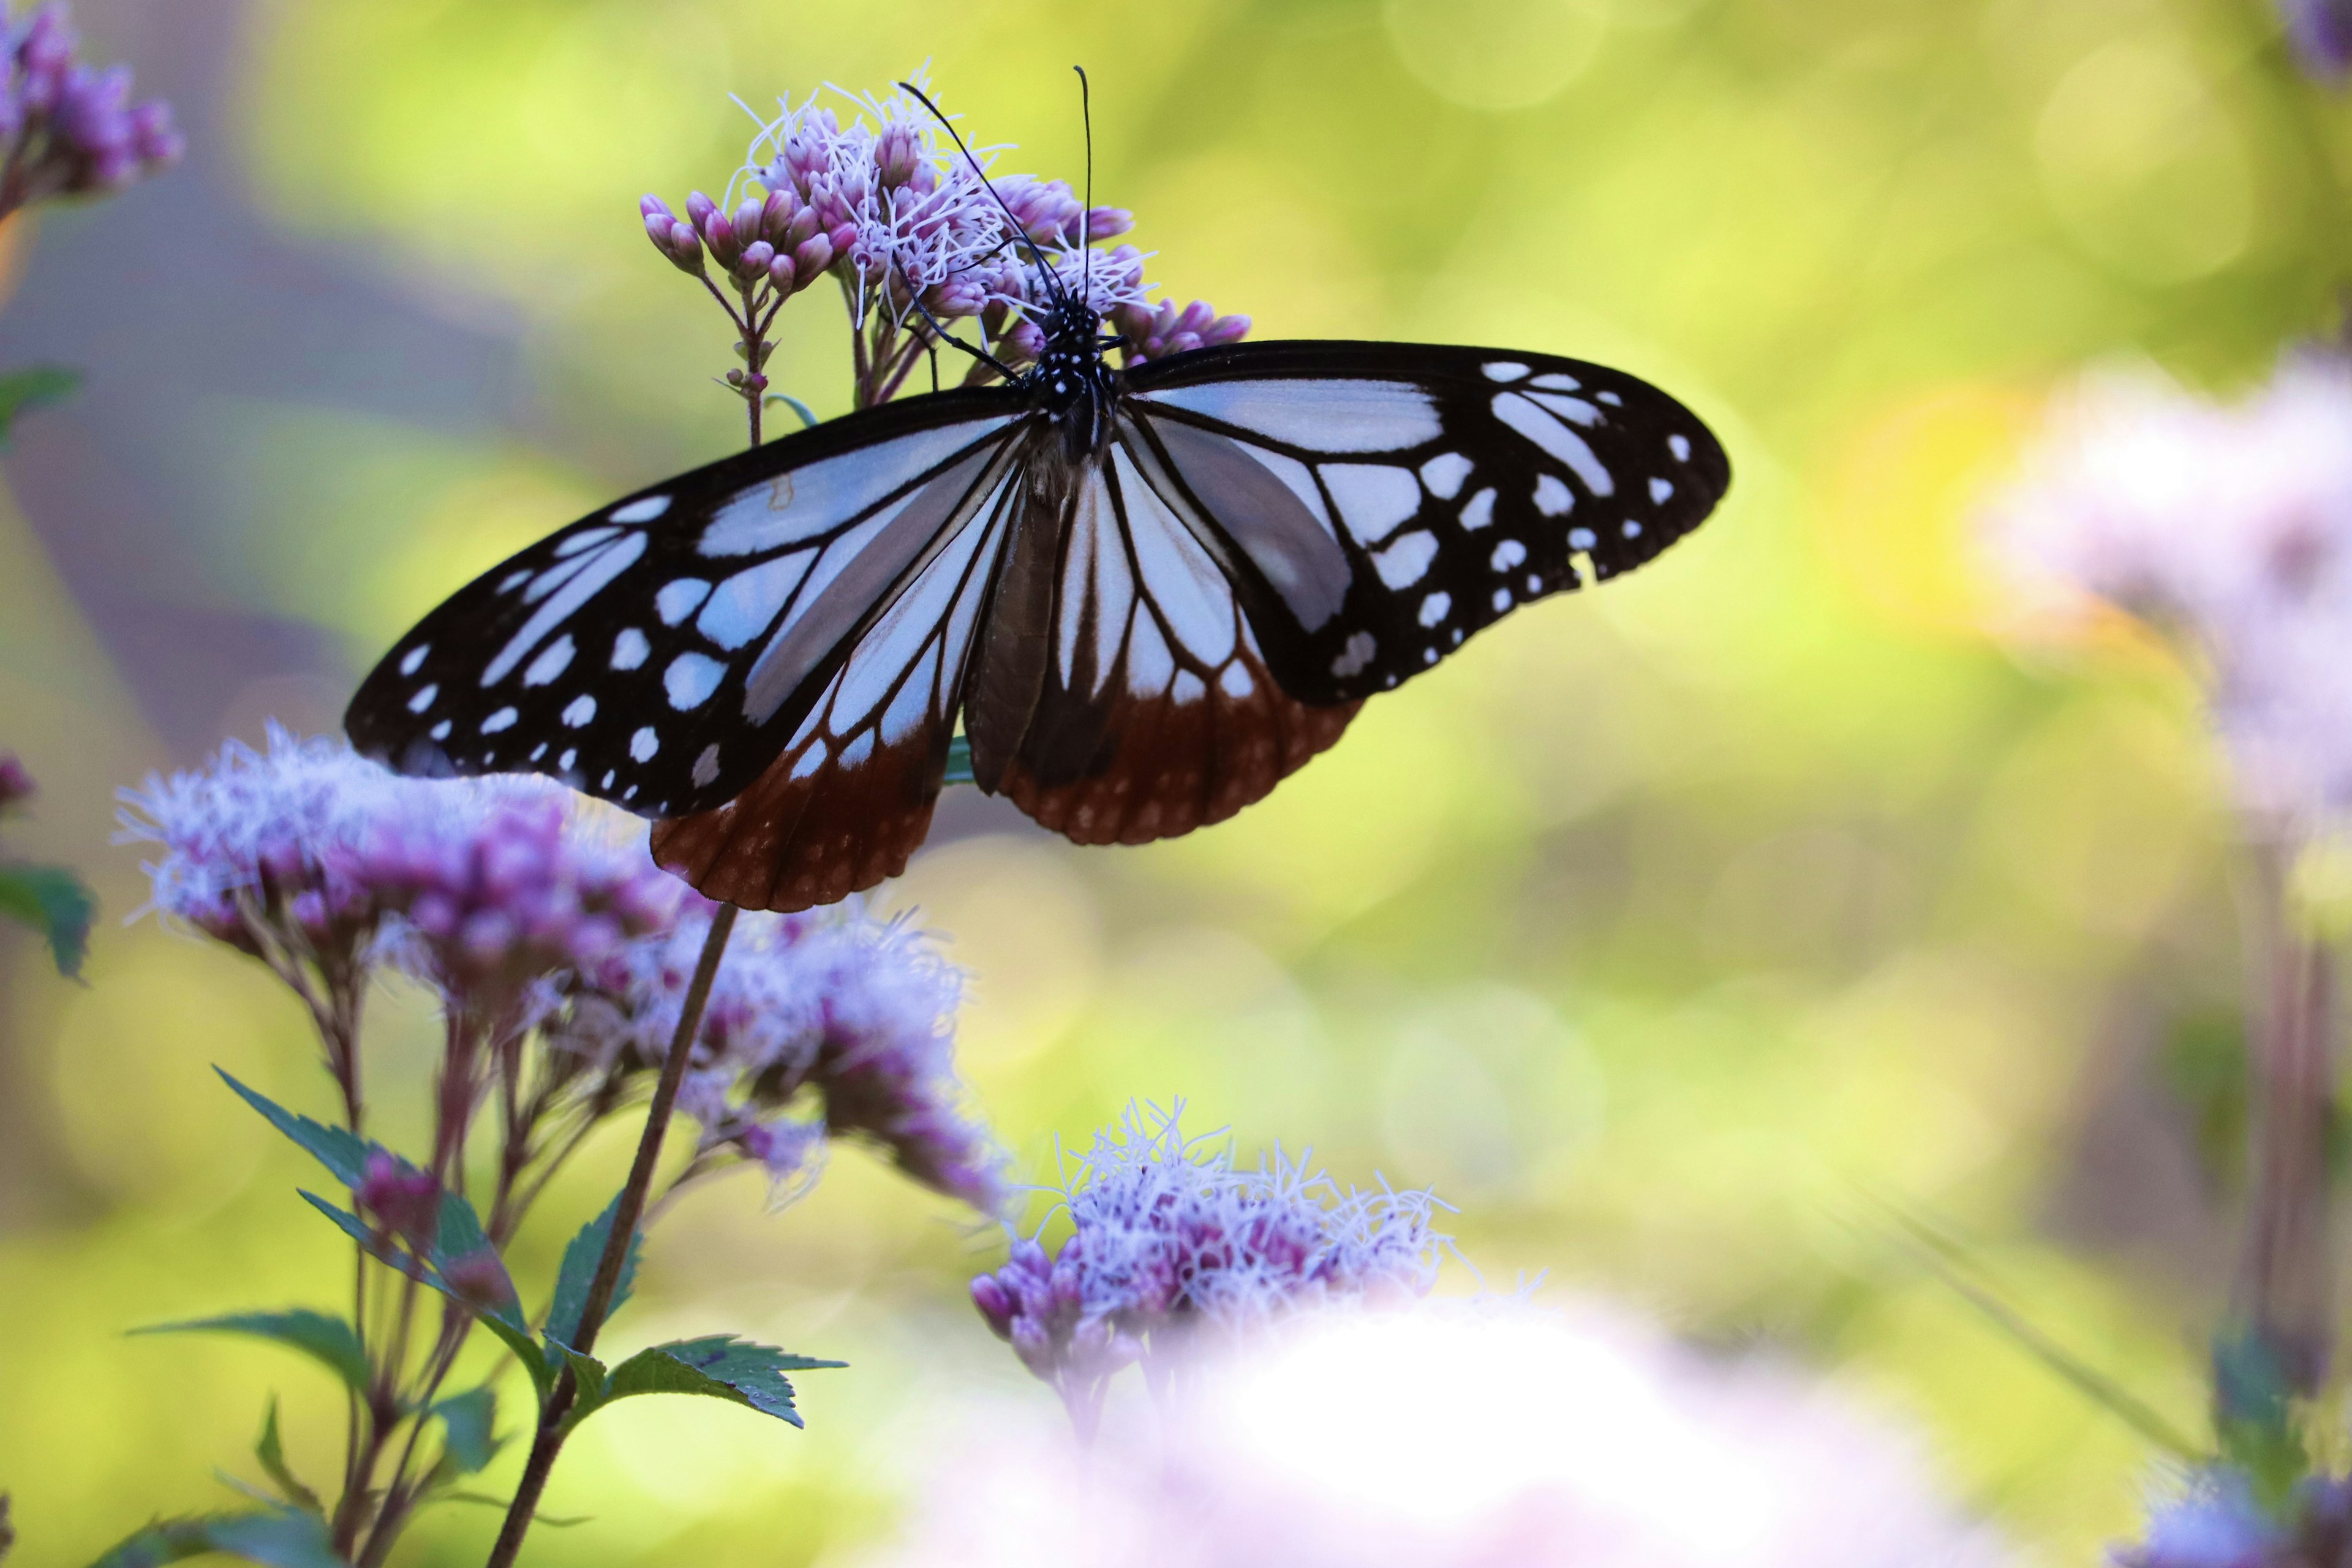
[347,289,1730,911]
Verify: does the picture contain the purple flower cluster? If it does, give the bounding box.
[1112,298,1252,364]
[366,793,671,1016]
[0,4,178,218]
[970,1103,1447,1431]
[2116,1468,2352,1567]
[556,899,1005,1214]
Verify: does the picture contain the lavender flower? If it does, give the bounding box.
[1986,356,2352,830]
[970,1103,1447,1430]
[1112,297,1251,363]
[2108,1466,2352,1567]
[0,4,178,218]
[553,899,1005,1214]
[863,1303,2017,1568]
[2279,0,2352,79]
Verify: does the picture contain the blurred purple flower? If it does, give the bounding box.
[355,1150,441,1256]
[1112,298,1251,363]
[865,1303,2016,1568]
[0,4,179,218]
[2280,0,2352,79]
[1986,356,2352,830]
[970,1102,1447,1432]
[0,753,32,813]
[554,899,1005,1214]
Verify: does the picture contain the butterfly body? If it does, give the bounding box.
[348,331,1730,911]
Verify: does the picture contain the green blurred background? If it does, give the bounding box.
[3,0,2341,1561]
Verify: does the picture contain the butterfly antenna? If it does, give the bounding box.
[1075,65,1093,307]
[896,78,1069,309]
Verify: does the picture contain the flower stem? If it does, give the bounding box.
[483,903,739,1568]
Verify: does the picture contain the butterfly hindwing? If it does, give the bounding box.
[976,453,1358,846]
[1121,340,1730,706]
[345,391,1030,818]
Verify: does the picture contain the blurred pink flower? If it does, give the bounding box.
[0,4,179,216]
[1986,356,2352,827]
[865,1303,2015,1568]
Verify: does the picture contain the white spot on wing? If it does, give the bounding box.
[407,684,437,714]
[656,579,711,626]
[698,418,1011,556]
[1482,362,1529,382]
[1218,662,1254,698]
[1669,434,1692,462]
[611,628,650,670]
[790,741,827,780]
[498,570,530,594]
[1531,372,1581,391]
[1569,527,1597,550]
[522,634,575,688]
[399,645,429,677]
[839,733,874,767]
[665,653,725,710]
[698,552,812,650]
[1623,521,1643,538]
[1172,670,1208,705]
[1372,530,1439,589]
[1142,380,1441,453]
[1491,393,1616,497]
[1598,391,1623,407]
[1125,612,1175,696]
[1331,630,1376,678]
[611,494,671,523]
[1419,452,1472,500]
[693,743,721,786]
[1492,587,1513,611]
[1528,390,1602,427]
[1459,488,1496,530]
[481,534,648,685]
[1323,463,1422,546]
[559,748,578,772]
[481,707,518,734]
[1649,477,1675,504]
[630,726,658,762]
[1491,538,1528,571]
[561,695,596,727]
[429,719,451,741]
[1534,475,1573,516]
[555,527,620,558]
[1419,590,1451,628]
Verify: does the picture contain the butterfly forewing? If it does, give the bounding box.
[1121,341,1730,706]
[345,391,1030,817]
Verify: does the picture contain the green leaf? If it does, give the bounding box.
[429,1388,499,1477]
[130,1311,369,1394]
[252,1400,320,1515]
[217,1071,371,1189]
[0,862,95,978]
[0,364,78,450]
[548,1343,611,1434]
[589,1336,846,1431]
[297,1192,550,1396]
[943,735,972,787]
[86,1508,345,1568]
[545,1193,640,1349]
[762,391,819,429]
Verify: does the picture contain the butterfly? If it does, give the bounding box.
[346,284,1730,911]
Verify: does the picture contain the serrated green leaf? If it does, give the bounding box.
[548,1343,611,1434]
[252,1400,320,1515]
[131,1310,369,1394]
[0,364,78,451]
[86,1507,345,1568]
[0,862,95,978]
[545,1193,639,1350]
[217,1071,372,1189]
[591,1336,846,1431]
[429,1388,498,1477]
[297,1192,549,1396]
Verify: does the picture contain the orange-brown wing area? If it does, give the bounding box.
[983,445,1359,847]
[650,486,1012,911]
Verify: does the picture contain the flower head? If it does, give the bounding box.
[970,1103,1447,1430]
[552,899,1004,1214]
[2279,0,2352,79]
[1986,356,2352,828]
[0,5,178,216]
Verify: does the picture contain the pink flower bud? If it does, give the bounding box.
[767,253,797,293]
[731,197,764,249]
[638,193,673,221]
[734,239,775,282]
[971,1275,1015,1336]
[684,189,718,230]
[442,1247,520,1316]
[793,232,835,279]
[760,187,799,241]
[663,219,706,275]
[355,1150,441,1254]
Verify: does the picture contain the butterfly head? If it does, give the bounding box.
[1027,291,1117,459]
